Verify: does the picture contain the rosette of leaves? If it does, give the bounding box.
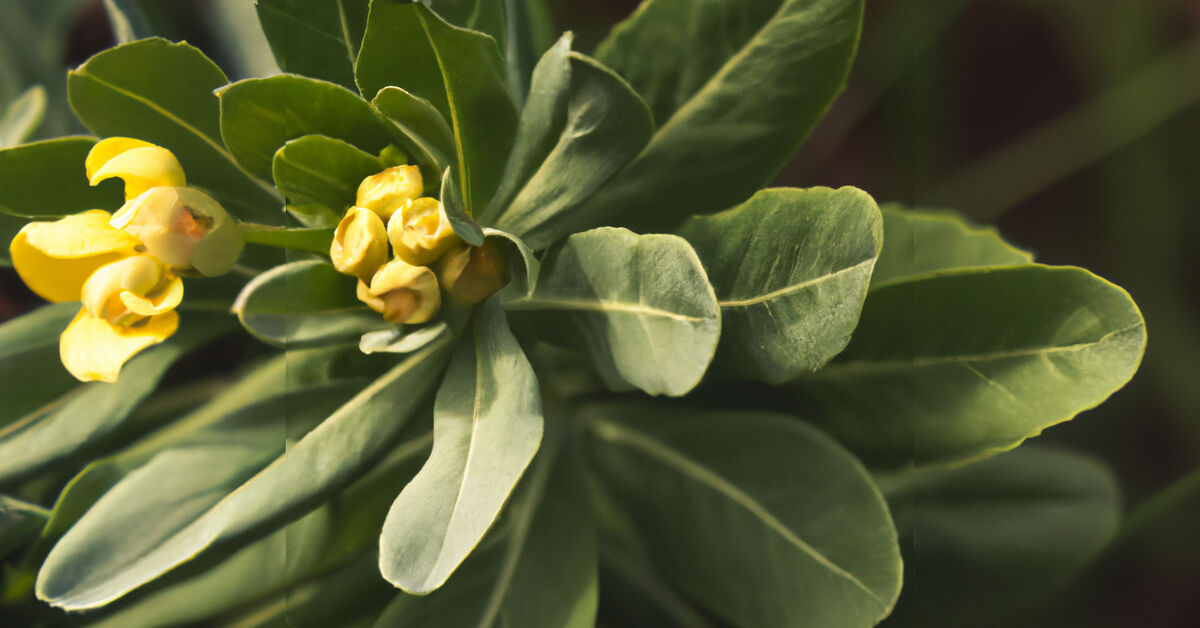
[0,1,1145,627]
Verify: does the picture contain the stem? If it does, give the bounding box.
[240,223,334,255]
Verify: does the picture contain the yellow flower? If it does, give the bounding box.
[111,186,244,276]
[331,206,389,282]
[10,210,139,303]
[387,197,460,266]
[358,259,441,324]
[86,137,185,200]
[356,165,423,219]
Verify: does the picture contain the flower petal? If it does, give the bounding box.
[85,137,157,180]
[89,145,186,200]
[120,273,184,317]
[59,308,179,383]
[10,211,140,303]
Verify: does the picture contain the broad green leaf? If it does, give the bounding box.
[490,52,654,250]
[581,0,865,233]
[0,84,45,147]
[380,297,542,593]
[0,136,120,217]
[376,424,596,627]
[792,265,1147,468]
[0,304,84,429]
[232,259,392,347]
[86,429,431,628]
[218,74,394,183]
[68,38,281,222]
[256,0,370,91]
[678,187,882,384]
[871,205,1033,289]
[879,447,1119,627]
[0,315,230,484]
[356,2,517,209]
[1,496,48,561]
[37,338,451,609]
[273,134,383,210]
[439,166,483,245]
[371,86,455,178]
[584,404,903,628]
[505,227,719,397]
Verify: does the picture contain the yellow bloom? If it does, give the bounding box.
[356,165,423,219]
[111,186,244,276]
[86,137,185,200]
[331,207,389,282]
[9,210,139,303]
[59,308,178,383]
[387,197,460,266]
[358,259,441,324]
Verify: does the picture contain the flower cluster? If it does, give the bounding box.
[330,166,505,323]
[9,138,243,382]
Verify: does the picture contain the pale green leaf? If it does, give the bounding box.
[371,86,455,178]
[0,84,45,147]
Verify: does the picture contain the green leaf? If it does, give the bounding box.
[356,2,517,209]
[0,315,230,484]
[371,86,455,178]
[101,0,157,44]
[0,304,84,430]
[218,74,395,183]
[375,424,596,627]
[439,166,483,245]
[871,205,1033,289]
[505,227,719,397]
[500,0,555,108]
[217,554,395,628]
[482,227,538,301]
[240,223,335,254]
[360,322,449,355]
[792,265,1147,468]
[232,259,391,347]
[677,187,883,384]
[0,136,121,218]
[37,338,451,609]
[489,51,654,250]
[580,0,866,233]
[256,0,370,91]
[584,404,903,628]
[879,446,1119,627]
[0,84,45,147]
[68,38,281,222]
[272,134,383,210]
[1,496,48,561]
[380,297,542,593]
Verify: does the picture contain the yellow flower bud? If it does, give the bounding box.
[437,241,507,306]
[387,197,461,266]
[356,165,423,220]
[86,137,186,200]
[81,255,183,326]
[358,259,441,324]
[331,207,389,282]
[109,187,244,277]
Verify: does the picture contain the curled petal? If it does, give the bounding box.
[331,207,388,281]
[120,273,184,317]
[356,165,423,220]
[361,258,441,324]
[387,197,460,266]
[87,139,185,200]
[10,210,140,303]
[111,187,243,275]
[59,308,178,383]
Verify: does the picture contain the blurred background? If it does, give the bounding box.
[1,0,1197,625]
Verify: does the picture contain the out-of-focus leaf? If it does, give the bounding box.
[67,38,281,222]
[1,496,48,561]
[273,134,383,210]
[356,2,517,209]
[678,187,882,384]
[102,0,158,44]
[489,51,653,251]
[793,266,1147,468]
[232,259,391,347]
[256,0,370,91]
[581,0,865,233]
[37,338,451,610]
[0,136,120,218]
[880,447,1119,627]
[584,404,902,628]
[505,228,719,397]
[0,304,85,430]
[380,297,542,594]
[218,74,394,183]
[870,205,1033,289]
[0,85,46,147]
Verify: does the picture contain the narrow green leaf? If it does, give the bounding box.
[101,0,156,44]
[218,74,394,183]
[272,134,383,210]
[371,86,455,178]
[482,227,538,301]
[37,338,451,609]
[501,0,555,108]
[1,495,48,561]
[0,136,121,218]
[0,304,85,429]
[356,2,517,209]
[581,0,865,233]
[490,52,654,250]
[505,227,719,397]
[240,223,335,254]
[232,259,391,347]
[256,0,370,91]
[584,404,903,628]
[0,85,45,147]
[380,297,542,594]
[439,166,483,245]
[870,205,1033,289]
[360,323,448,355]
[67,38,281,222]
[793,265,1147,468]
[678,187,883,384]
[880,446,1119,627]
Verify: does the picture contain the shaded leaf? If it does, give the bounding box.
[1,496,48,561]
[273,134,383,210]
[360,322,448,355]
[439,166,483,246]
[256,0,370,91]
[371,86,455,178]
[0,136,120,218]
[0,85,45,147]
[0,304,86,430]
